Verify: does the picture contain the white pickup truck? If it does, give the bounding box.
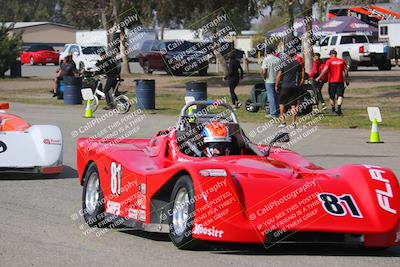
[59,44,106,72]
[314,33,391,71]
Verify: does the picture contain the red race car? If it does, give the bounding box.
[76,101,400,250]
[21,45,59,65]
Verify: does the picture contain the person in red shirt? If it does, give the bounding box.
[309,53,327,109]
[316,50,349,116]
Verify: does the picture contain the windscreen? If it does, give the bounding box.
[82,47,105,55]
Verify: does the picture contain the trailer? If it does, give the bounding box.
[75,28,156,62]
[378,19,400,66]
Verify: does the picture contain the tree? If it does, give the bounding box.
[0,23,22,77]
[177,0,258,75]
[302,0,315,74]
[0,0,67,24]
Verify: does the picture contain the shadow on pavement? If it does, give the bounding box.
[304,154,392,158]
[119,230,171,242]
[208,243,400,257]
[0,165,77,180]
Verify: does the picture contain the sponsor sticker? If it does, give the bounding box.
[128,208,139,220]
[0,141,7,153]
[192,223,224,238]
[43,138,62,145]
[139,210,146,221]
[106,200,121,216]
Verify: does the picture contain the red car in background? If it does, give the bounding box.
[21,45,59,65]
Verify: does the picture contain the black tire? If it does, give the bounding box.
[377,60,392,71]
[79,62,85,73]
[168,175,199,249]
[55,62,59,66]
[343,54,357,71]
[82,163,107,228]
[245,99,259,113]
[172,69,183,76]
[143,61,152,74]
[198,67,208,76]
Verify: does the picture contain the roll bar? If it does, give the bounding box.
[179,100,239,123]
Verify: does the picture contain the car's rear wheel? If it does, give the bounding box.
[143,61,152,74]
[199,67,208,76]
[79,62,85,73]
[168,175,199,249]
[343,54,357,71]
[30,57,36,65]
[377,59,392,71]
[82,163,107,227]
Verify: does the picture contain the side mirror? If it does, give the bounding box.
[264,132,290,156]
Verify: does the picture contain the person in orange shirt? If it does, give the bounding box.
[316,50,349,116]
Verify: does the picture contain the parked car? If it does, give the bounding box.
[194,41,244,63]
[138,40,209,76]
[20,45,59,66]
[313,33,391,71]
[59,44,106,72]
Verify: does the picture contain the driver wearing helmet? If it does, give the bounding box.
[201,122,231,157]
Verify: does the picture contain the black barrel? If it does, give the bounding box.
[63,76,82,105]
[186,82,207,101]
[135,79,155,110]
[10,58,22,78]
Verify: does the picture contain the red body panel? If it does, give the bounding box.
[21,50,59,65]
[77,131,400,247]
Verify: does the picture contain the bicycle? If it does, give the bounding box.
[82,72,131,114]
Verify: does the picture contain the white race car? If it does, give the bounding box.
[0,103,63,174]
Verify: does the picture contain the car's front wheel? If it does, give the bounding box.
[82,163,107,227]
[168,175,199,249]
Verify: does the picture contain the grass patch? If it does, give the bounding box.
[2,84,399,130]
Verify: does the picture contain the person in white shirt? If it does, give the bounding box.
[261,46,280,118]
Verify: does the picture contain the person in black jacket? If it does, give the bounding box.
[96,51,121,110]
[224,52,243,109]
[51,54,78,97]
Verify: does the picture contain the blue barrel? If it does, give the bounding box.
[57,81,64,100]
[63,76,82,105]
[135,79,155,110]
[186,82,207,101]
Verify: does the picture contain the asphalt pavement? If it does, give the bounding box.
[0,102,399,266]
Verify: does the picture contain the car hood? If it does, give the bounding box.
[224,160,400,236]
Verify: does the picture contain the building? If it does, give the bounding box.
[4,22,76,51]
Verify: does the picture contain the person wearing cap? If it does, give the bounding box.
[275,49,304,129]
[261,45,280,118]
[316,50,349,116]
[51,53,78,97]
